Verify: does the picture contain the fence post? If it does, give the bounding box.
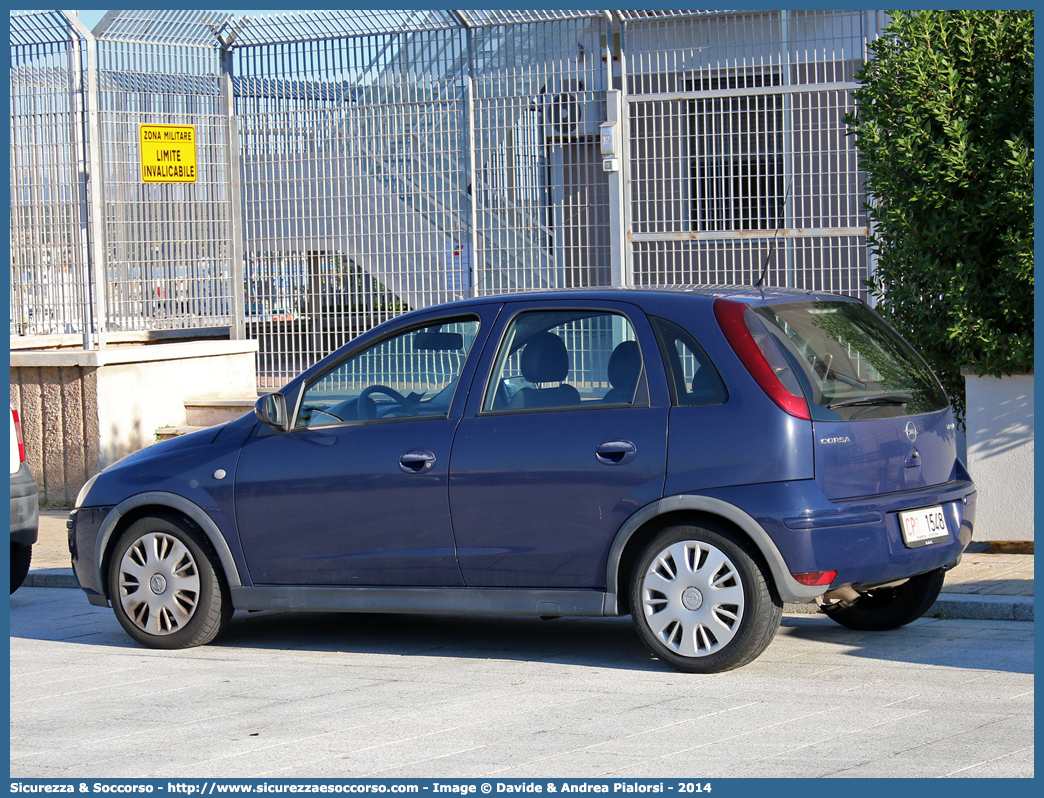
[66,30,92,350]
[452,13,480,299]
[605,88,631,288]
[464,75,481,299]
[220,41,247,340]
[780,9,795,290]
[65,12,107,349]
[862,10,883,306]
[606,14,633,289]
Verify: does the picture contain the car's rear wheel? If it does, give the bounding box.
[108,513,233,649]
[821,569,945,631]
[629,523,782,673]
[11,543,32,593]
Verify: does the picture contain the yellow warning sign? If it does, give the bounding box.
[139,124,198,183]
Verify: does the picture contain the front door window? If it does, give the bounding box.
[296,318,480,428]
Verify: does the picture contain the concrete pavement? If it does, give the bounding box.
[26,510,1034,621]
[9,584,1034,778]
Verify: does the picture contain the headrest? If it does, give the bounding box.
[607,340,642,393]
[520,332,570,384]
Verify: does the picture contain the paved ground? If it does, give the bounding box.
[9,585,1034,779]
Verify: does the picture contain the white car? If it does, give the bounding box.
[10,405,39,592]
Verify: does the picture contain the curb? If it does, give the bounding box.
[22,569,79,589]
[24,569,1034,622]
[929,593,1034,622]
[785,593,1033,623]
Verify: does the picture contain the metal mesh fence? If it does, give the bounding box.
[469,15,612,295]
[11,9,873,388]
[9,11,93,340]
[623,9,869,298]
[233,20,470,386]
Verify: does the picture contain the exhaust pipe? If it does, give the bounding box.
[818,585,860,605]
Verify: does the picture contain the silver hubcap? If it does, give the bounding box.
[118,532,200,636]
[642,540,744,657]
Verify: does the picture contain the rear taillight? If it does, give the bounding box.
[713,298,810,420]
[12,407,26,462]
[791,570,837,586]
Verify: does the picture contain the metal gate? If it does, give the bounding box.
[467,12,613,295]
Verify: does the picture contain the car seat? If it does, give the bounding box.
[508,332,581,409]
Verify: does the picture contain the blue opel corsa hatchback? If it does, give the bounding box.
[69,288,976,672]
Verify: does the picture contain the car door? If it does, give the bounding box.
[234,309,496,586]
[448,300,671,589]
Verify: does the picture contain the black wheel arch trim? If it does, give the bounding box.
[603,494,826,612]
[93,491,243,600]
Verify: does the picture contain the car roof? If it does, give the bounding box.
[404,285,858,317]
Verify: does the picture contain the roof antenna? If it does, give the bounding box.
[754,177,793,295]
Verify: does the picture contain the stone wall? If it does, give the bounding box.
[9,365,99,506]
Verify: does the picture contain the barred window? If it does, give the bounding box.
[690,68,785,232]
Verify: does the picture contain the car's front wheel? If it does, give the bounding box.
[630,523,782,673]
[11,543,32,593]
[821,569,945,631]
[108,513,233,649]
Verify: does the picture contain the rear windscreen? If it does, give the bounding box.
[754,300,949,421]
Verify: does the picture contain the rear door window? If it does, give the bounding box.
[754,300,949,420]
[482,310,648,412]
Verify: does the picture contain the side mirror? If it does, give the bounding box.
[254,392,288,431]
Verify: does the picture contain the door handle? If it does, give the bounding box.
[399,449,436,474]
[595,439,637,466]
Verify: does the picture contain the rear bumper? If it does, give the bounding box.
[705,477,976,591]
[806,482,975,588]
[9,462,39,547]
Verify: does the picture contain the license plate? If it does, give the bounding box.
[899,505,949,548]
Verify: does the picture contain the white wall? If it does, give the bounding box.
[95,342,258,468]
[964,371,1034,542]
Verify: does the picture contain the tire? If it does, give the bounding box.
[107,513,233,649]
[629,523,782,673]
[821,569,945,631]
[11,543,32,594]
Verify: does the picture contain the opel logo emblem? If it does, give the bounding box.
[681,587,704,611]
[905,422,917,443]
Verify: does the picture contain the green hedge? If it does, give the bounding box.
[848,10,1033,423]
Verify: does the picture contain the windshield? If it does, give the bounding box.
[754,300,949,421]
